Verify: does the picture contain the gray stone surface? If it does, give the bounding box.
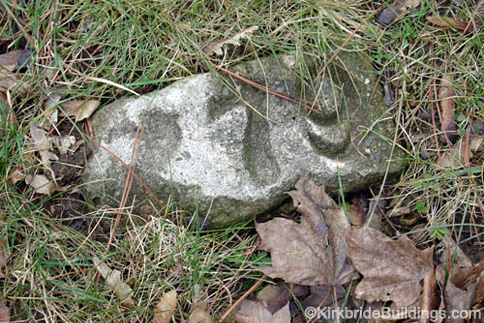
[83,52,405,227]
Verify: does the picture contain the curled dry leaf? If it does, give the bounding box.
[203,26,258,56]
[30,125,58,169]
[60,99,101,122]
[25,174,55,195]
[426,15,473,31]
[441,263,484,323]
[0,50,30,102]
[437,134,483,169]
[8,168,25,184]
[234,300,291,323]
[188,306,214,323]
[0,50,31,72]
[93,257,135,309]
[434,262,484,323]
[30,125,51,150]
[439,75,456,143]
[346,227,433,308]
[437,236,473,268]
[256,172,358,286]
[153,290,177,323]
[421,266,438,323]
[377,0,420,25]
[448,261,484,297]
[51,135,76,155]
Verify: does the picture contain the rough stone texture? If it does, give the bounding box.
[83,52,405,228]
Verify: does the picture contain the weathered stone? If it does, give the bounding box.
[83,53,405,227]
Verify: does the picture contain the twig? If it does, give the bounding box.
[106,124,144,249]
[209,61,322,114]
[83,128,164,209]
[219,274,267,322]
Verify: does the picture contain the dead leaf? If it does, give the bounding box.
[256,172,358,285]
[93,257,135,309]
[0,70,23,94]
[188,306,214,323]
[188,284,213,323]
[41,95,61,129]
[0,301,9,323]
[346,227,434,308]
[256,284,290,315]
[442,266,480,323]
[30,125,51,150]
[437,132,483,169]
[437,119,484,168]
[449,261,484,292]
[300,285,347,314]
[377,0,420,25]
[153,290,177,323]
[51,135,76,155]
[25,174,55,195]
[437,261,484,323]
[439,75,456,143]
[203,26,258,56]
[234,300,291,323]
[421,266,438,323]
[426,15,471,31]
[0,50,31,72]
[469,136,483,153]
[0,237,10,279]
[8,168,25,184]
[29,125,59,169]
[436,236,473,268]
[0,50,30,100]
[60,99,101,122]
[348,194,366,228]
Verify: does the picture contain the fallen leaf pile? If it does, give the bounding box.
[234,172,484,322]
[0,49,101,197]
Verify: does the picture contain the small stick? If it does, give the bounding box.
[83,130,164,209]
[219,274,267,321]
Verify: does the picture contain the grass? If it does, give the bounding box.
[1,0,483,321]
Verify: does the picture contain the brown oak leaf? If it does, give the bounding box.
[346,227,433,308]
[256,172,358,286]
